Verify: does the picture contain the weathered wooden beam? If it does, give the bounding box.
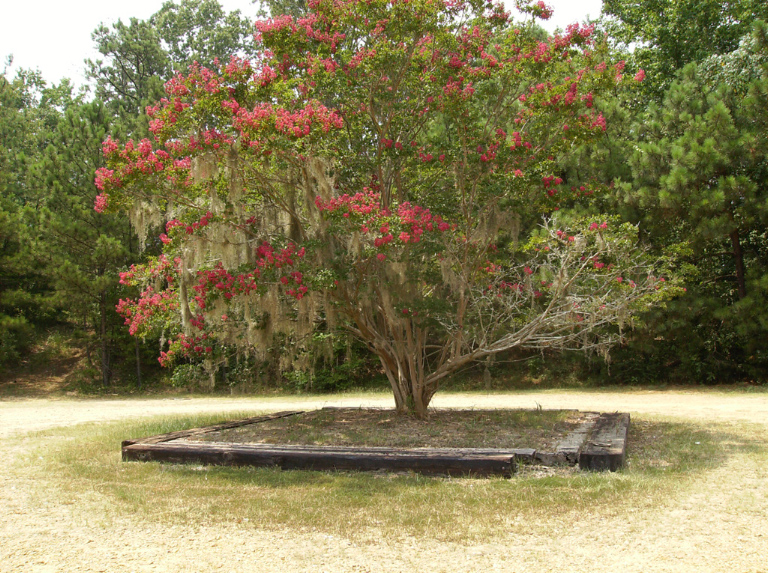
[578,413,630,472]
[122,441,517,477]
[120,410,303,448]
[535,412,599,465]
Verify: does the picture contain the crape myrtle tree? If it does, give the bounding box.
[96,0,679,417]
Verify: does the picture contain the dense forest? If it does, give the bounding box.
[1,0,766,395]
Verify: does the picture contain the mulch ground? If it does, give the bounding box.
[193,407,591,451]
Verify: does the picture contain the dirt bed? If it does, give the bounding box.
[193,408,586,450]
[2,390,767,572]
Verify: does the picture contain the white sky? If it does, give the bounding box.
[1,0,603,89]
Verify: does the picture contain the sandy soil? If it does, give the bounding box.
[1,390,767,573]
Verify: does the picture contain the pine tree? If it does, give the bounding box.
[616,23,768,380]
[603,0,768,99]
[33,101,135,385]
[0,67,67,365]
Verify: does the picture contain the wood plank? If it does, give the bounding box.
[120,410,303,448]
[578,413,630,472]
[122,441,517,477]
[174,441,536,460]
[530,414,598,466]
[538,412,599,465]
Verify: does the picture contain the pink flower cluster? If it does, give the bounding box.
[157,212,214,241]
[169,62,221,96]
[192,242,308,309]
[193,262,260,308]
[158,333,214,366]
[255,242,305,270]
[94,193,109,213]
[230,101,344,140]
[396,202,451,243]
[94,136,187,195]
[443,78,475,99]
[316,191,453,249]
[508,131,532,151]
[552,23,594,49]
[119,255,176,287]
[117,288,179,336]
[115,254,182,334]
[255,12,346,51]
[542,175,564,197]
[314,189,381,216]
[95,168,119,192]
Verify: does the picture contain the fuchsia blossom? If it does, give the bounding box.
[94,168,115,191]
[101,136,119,155]
[316,191,453,254]
[94,193,109,213]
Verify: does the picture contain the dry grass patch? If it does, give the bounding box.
[9,409,765,544]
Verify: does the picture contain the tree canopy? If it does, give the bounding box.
[603,0,768,98]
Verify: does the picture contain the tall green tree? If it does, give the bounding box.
[86,1,256,137]
[257,0,308,18]
[86,18,171,136]
[33,101,136,385]
[603,0,768,98]
[151,0,255,70]
[615,23,768,380]
[0,66,71,365]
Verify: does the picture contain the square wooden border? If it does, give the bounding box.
[122,409,629,476]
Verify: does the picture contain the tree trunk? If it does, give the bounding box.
[135,337,142,390]
[729,228,747,300]
[374,330,435,419]
[99,293,111,387]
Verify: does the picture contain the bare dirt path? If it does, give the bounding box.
[3,389,768,438]
[1,390,767,573]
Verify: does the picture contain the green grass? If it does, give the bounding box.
[11,409,765,543]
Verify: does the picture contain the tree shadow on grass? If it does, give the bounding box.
[108,414,768,485]
[626,418,766,475]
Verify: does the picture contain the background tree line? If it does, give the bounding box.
[1,0,766,391]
